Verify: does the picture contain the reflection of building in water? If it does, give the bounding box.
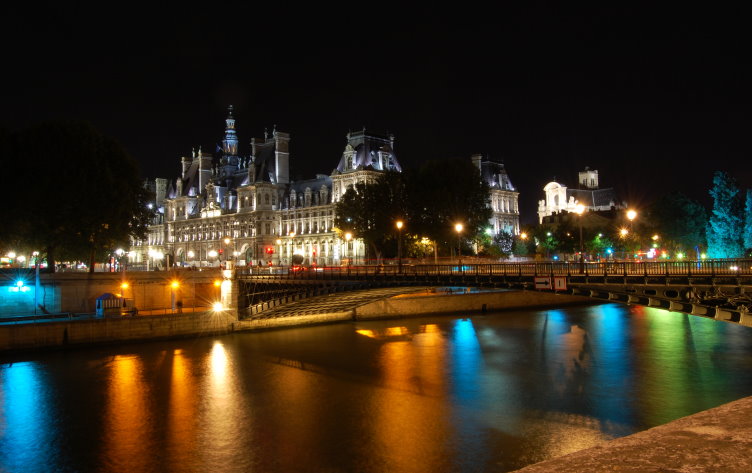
[537,167,625,224]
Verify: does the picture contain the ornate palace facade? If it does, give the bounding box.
[131,107,519,268]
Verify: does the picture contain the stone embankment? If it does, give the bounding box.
[0,289,593,352]
[511,395,752,473]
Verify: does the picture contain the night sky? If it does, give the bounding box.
[3,5,749,224]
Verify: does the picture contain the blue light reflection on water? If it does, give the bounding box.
[586,303,635,433]
[0,362,61,473]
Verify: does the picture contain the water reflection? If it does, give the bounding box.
[1,304,752,473]
[102,354,150,472]
[372,322,451,471]
[197,341,251,471]
[166,349,197,471]
[0,362,59,473]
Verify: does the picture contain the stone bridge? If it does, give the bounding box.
[233,260,752,326]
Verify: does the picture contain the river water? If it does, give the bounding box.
[2,303,752,473]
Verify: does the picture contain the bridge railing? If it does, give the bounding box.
[236,259,752,279]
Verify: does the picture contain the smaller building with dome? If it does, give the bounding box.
[537,168,623,224]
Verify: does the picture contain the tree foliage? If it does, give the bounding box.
[645,192,707,254]
[334,171,407,261]
[407,158,492,253]
[706,171,744,258]
[334,158,492,259]
[744,189,752,255]
[3,121,153,271]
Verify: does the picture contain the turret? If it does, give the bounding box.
[222,105,239,156]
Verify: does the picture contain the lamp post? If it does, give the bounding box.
[170,280,180,313]
[396,220,403,274]
[626,209,637,259]
[454,223,463,269]
[574,204,585,273]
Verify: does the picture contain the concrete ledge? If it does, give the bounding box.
[234,311,353,331]
[511,396,752,473]
[0,311,237,352]
[354,290,593,320]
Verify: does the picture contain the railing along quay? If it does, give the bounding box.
[237,259,752,280]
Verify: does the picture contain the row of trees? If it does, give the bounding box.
[334,159,492,261]
[1,121,153,272]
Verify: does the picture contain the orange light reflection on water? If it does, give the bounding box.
[102,355,149,472]
[372,323,451,471]
[166,349,197,470]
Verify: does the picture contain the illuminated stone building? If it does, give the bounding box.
[473,154,520,235]
[537,167,623,224]
[131,106,520,268]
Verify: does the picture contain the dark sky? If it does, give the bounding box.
[3,5,750,224]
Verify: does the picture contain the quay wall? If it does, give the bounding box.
[354,290,593,320]
[0,270,223,316]
[511,395,752,472]
[0,290,592,352]
[0,311,237,352]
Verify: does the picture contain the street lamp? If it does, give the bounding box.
[454,223,463,268]
[574,204,585,272]
[170,280,180,313]
[396,220,403,273]
[208,249,218,267]
[626,209,637,223]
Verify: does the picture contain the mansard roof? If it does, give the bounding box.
[335,130,401,173]
[567,187,617,208]
[250,136,278,183]
[480,158,516,191]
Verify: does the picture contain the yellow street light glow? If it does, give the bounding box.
[455,223,463,233]
[187,250,195,258]
[574,203,585,215]
[520,232,528,239]
[120,282,129,290]
[652,234,659,241]
[171,281,180,289]
[619,228,629,237]
[396,220,403,230]
[224,237,231,244]
[208,250,218,258]
[212,302,224,311]
[626,209,637,221]
[7,252,16,259]
[345,232,352,241]
[213,280,221,287]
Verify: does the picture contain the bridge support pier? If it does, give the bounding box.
[669,301,685,311]
[691,304,710,316]
[714,308,734,321]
